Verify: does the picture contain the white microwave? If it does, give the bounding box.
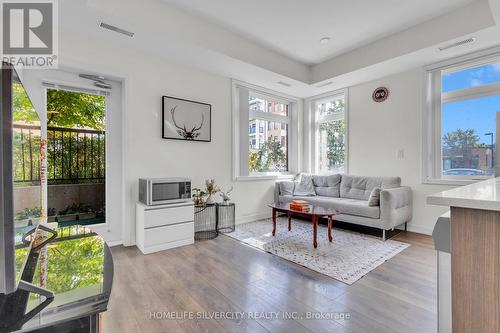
[138,178,191,206]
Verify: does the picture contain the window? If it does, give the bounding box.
[45,88,106,224]
[232,80,299,179]
[312,92,347,174]
[248,100,289,174]
[424,53,500,183]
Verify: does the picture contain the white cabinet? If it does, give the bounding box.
[136,202,194,254]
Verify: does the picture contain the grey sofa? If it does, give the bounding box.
[274,174,413,240]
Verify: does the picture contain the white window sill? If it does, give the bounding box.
[236,174,295,182]
[422,178,492,186]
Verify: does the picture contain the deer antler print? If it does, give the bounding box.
[170,106,204,140]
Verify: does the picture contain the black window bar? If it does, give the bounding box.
[13,124,105,185]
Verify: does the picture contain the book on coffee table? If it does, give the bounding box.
[290,200,311,212]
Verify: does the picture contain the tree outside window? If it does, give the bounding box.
[316,96,346,173]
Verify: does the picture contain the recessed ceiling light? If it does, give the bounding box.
[320,37,330,44]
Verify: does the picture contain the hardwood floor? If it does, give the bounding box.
[103,228,437,333]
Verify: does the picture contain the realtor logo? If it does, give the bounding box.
[1,0,58,68]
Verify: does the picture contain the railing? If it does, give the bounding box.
[15,225,97,249]
[13,124,105,185]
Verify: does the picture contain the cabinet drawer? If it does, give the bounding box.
[144,222,194,247]
[144,205,194,228]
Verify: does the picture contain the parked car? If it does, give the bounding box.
[443,168,485,176]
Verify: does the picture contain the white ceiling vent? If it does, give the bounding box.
[438,37,476,51]
[99,22,135,38]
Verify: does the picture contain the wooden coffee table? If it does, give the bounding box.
[268,202,337,248]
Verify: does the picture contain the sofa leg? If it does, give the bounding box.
[382,230,386,241]
[404,222,407,232]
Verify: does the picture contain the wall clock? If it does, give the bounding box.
[372,87,389,102]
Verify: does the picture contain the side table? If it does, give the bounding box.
[217,203,235,233]
[194,204,217,240]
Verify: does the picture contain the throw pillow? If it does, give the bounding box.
[368,187,381,206]
[279,181,295,195]
[293,174,316,196]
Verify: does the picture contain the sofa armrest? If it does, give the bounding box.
[380,186,413,230]
[274,180,295,203]
[274,181,282,203]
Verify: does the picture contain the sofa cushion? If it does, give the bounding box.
[368,187,381,206]
[293,174,316,196]
[278,195,380,219]
[314,197,380,219]
[279,181,295,195]
[312,174,341,197]
[340,175,401,200]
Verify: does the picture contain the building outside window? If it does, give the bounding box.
[248,98,289,173]
[232,81,298,179]
[425,53,500,182]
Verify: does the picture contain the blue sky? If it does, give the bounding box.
[442,62,500,144]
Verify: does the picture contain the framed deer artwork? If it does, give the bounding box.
[162,95,211,142]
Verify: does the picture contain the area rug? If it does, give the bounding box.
[224,217,410,285]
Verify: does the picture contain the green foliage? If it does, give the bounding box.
[45,237,104,293]
[248,149,261,172]
[12,83,39,124]
[317,98,346,170]
[13,130,41,184]
[14,233,104,295]
[12,87,106,130]
[249,138,287,172]
[15,247,29,282]
[443,129,481,150]
[46,89,106,130]
[12,88,106,184]
[47,131,105,183]
[443,129,489,169]
[320,120,346,169]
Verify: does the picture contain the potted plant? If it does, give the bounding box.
[14,207,41,227]
[204,179,220,204]
[192,188,207,206]
[57,203,79,222]
[47,207,57,222]
[77,204,96,220]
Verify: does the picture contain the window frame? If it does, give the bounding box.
[308,89,349,175]
[423,47,500,185]
[232,80,300,181]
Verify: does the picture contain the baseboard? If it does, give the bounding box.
[404,223,434,235]
[137,238,194,254]
[106,240,124,247]
[236,212,270,225]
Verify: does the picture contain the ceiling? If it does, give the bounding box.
[59,0,500,97]
[161,0,478,65]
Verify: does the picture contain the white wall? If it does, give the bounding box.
[39,28,453,243]
[57,30,275,245]
[348,68,454,234]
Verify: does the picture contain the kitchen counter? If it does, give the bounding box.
[427,178,499,333]
[427,177,500,211]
